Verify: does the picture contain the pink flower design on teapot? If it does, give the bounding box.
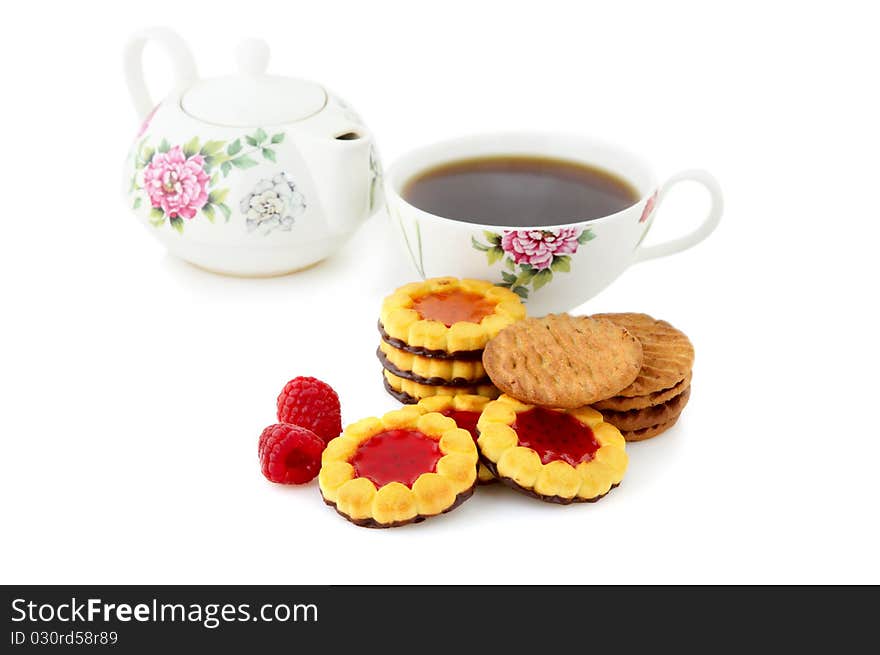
[143,145,210,220]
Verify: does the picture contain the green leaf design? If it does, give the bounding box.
[200,140,226,155]
[393,210,426,279]
[532,269,553,291]
[483,230,502,246]
[221,161,232,177]
[149,207,164,221]
[501,271,517,284]
[169,216,184,234]
[149,215,165,227]
[520,263,535,273]
[132,197,142,210]
[550,255,571,272]
[245,136,258,147]
[202,204,216,223]
[270,132,285,144]
[227,139,242,156]
[158,138,170,153]
[231,155,258,169]
[504,258,515,271]
[183,136,200,157]
[210,173,219,186]
[487,246,504,266]
[577,229,596,244]
[261,147,276,162]
[512,286,529,299]
[471,236,489,252]
[416,221,424,277]
[254,128,268,144]
[515,267,536,286]
[217,203,232,222]
[208,188,229,205]
[141,146,155,165]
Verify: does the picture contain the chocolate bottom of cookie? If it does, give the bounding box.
[376,346,492,387]
[378,321,484,361]
[383,374,419,404]
[480,456,618,505]
[383,370,498,405]
[322,483,476,529]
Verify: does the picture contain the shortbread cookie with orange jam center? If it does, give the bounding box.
[380,277,526,354]
[319,407,478,528]
[415,395,496,484]
[476,395,627,504]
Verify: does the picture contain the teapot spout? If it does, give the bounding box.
[296,128,379,236]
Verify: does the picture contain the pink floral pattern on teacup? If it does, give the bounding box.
[143,145,210,220]
[472,227,595,299]
[639,190,658,223]
[501,227,582,270]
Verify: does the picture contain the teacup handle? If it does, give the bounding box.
[124,27,198,120]
[634,169,723,263]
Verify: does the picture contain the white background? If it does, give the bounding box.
[1,0,878,584]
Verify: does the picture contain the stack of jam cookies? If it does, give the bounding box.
[378,277,526,404]
[589,313,694,441]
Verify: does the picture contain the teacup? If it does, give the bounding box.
[385,132,723,315]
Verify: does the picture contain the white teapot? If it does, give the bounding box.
[123,28,380,276]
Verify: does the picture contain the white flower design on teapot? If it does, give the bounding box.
[241,173,307,235]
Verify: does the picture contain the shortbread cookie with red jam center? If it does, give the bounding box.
[416,395,496,484]
[476,395,628,504]
[319,407,478,528]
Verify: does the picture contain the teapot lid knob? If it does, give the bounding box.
[236,38,270,76]
[180,35,326,126]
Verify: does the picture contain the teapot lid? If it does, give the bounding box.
[180,38,326,126]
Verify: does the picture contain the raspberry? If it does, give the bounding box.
[259,423,324,485]
[276,376,342,444]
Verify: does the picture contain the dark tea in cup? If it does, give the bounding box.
[402,155,640,226]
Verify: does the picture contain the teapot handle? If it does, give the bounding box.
[124,27,198,120]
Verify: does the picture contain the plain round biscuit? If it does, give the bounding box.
[592,373,692,412]
[482,314,643,409]
[600,387,690,432]
[620,415,680,442]
[591,313,694,398]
